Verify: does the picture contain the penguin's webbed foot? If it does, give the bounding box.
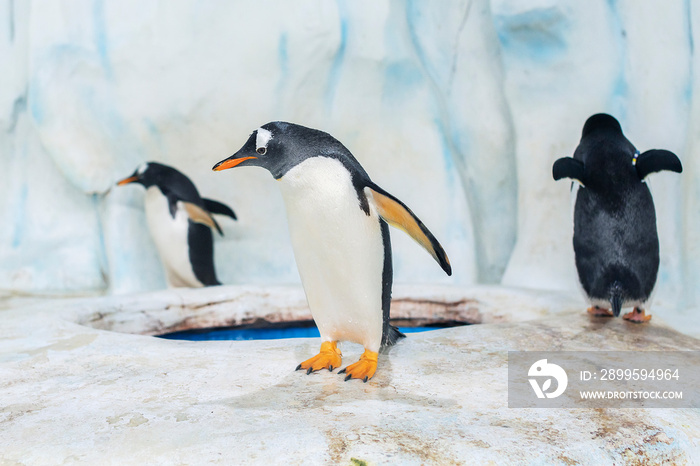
[587,306,613,317]
[338,349,378,383]
[623,307,652,323]
[296,341,342,374]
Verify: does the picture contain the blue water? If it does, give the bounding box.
[159,325,447,341]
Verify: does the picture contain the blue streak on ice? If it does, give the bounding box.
[12,184,27,248]
[382,4,424,103]
[143,118,165,153]
[28,75,44,125]
[382,61,424,103]
[606,0,628,121]
[8,94,26,133]
[493,7,569,62]
[611,75,628,106]
[688,0,695,57]
[28,45,85,126]
[8,0,14,42]
[92,193,109,288]
[325,1,348,113]
[93,0,112,78]
[405,1,446,86]
[684,0,694,104]
[404,2,458,178]
[433,118,455,176]
[276,33,289,99]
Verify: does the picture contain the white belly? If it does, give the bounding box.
[144,187,203,288]
[279,157,385,351]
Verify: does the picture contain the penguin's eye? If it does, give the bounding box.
[256,147,267,155]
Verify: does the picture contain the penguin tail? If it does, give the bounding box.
[381,325,406,348]
[609,281,624,317]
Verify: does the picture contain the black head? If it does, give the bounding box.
[579,114,635,182]
[557,113,633,188]
[580,113,623,140]
[213,122,351,179]
[117,162,201,202]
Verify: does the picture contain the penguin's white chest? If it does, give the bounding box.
[144,187,203,287]
[279,157,385,351]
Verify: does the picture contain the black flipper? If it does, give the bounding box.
[553,157,585,184]
[635,150,683,180]
[378,220,406,348]
[202,198,237,221]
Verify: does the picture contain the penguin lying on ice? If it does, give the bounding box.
[117,162,236,288]
[553,113,682,322]
[213,122,452,381]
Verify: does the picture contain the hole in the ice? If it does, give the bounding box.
[158,319,469,341]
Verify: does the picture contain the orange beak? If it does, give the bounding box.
[116,175,139,186]
[212,156,257,171]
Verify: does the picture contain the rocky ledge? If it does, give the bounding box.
[1,286,698,464]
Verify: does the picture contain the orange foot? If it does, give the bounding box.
[296,341,342,374]
[587,306,614,317]
[338,349,378,383]
[623,307,652,323]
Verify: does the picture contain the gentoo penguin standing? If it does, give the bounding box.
[213,122,451,381]
[117,162,236,288]
[553,113,682,322]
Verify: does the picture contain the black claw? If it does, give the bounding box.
[363,376,368,383]
[328,366,334,372]
[344,374,352,382]
[338,368,346,374]
[295,364,302,371]
[306,367,313,375]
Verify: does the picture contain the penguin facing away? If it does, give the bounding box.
[553,113,682,322]
[117,162,237,288]
[213,122,452,382]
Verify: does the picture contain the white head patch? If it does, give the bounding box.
[137,162,149,175]
[256,127,273,150]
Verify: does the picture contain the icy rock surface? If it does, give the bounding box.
[0,0,697,318]
[0,287,698,463]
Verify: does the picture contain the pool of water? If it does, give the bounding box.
[160,325,451,341]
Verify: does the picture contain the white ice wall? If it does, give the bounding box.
[0,0,697,312]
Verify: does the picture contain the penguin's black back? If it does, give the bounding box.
[571,115,660,307]
[573,182,659,304]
